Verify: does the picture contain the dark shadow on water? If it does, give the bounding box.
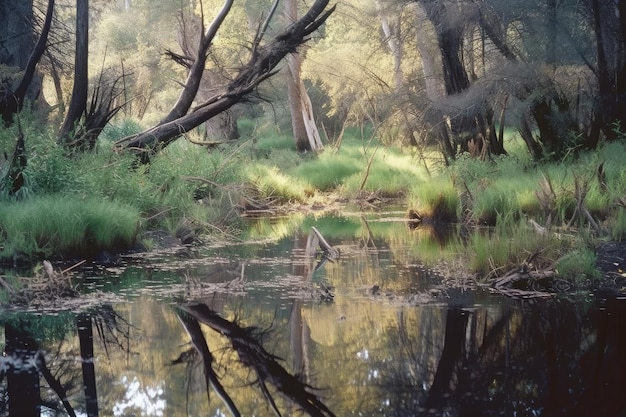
[1,296,626,416]
[375,297,626,417]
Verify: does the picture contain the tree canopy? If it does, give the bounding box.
[1,0,625,162]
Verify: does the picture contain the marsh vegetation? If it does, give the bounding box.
[1,1,626,299]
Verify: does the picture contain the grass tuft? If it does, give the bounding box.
[0,195,139,260]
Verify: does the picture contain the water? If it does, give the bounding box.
[1,213,626,416]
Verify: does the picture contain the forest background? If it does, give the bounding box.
[1,0,626,284]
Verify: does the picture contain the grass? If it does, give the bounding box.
[554,247,602,283]
[2,113,626,286]
[0,195,140,259]
[407,179,459,222]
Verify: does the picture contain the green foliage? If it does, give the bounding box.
[554,248,601,283]
[290,153,359,192]
[611,208,626,240]
[99,118,144,144]
[468,223,562,280]
[253,134,297,153]
[245,165,308,203]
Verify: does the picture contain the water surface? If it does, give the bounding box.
[2,213,625,416]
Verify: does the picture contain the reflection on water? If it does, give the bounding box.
[1,214,626,416]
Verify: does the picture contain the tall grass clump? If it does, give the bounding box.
[99,118,144,145]
[554,247,601,283]
[0,195,139,260]
[467,222,562,279]
[407,179,459,222]
[611,208,626,240]
[290,152,360,192]
[253,134,296,153]
[342,149,425,196]
[245,165,308,203]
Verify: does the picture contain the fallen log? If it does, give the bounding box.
[490,261,568,298]
[493,268,556,290]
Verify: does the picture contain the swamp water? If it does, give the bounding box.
[1,212,626,417]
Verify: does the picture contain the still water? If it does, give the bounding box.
[1,213,626,416]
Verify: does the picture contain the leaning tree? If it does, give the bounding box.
[114,0,335,162]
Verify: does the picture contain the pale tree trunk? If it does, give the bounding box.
[285,0,323,152]
[412,3,445,102]
[376,0,422,146]
[375,0,403,94]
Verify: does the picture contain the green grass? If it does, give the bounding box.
[0,195,140,259]
[407,179,459,222]
[290,153,360,191]
[554,247,601,283]
[3,112,626,276]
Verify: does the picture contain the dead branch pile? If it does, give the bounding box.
[0,260,81,305]
[489,259,572,298]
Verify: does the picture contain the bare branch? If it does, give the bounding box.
[116,0,335,160]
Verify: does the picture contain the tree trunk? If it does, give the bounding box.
[424,308,469,408]
[59,0,89,144]
[162,0,233,125]
[377,0,420,146]
[591,0,626,142]
[286,54,311,151]
[285,0,323,152]
[5,323,41,417]
[546,0,557,66]
[0,0,52,124]
[412,3,455,158]
[116,0,334,160]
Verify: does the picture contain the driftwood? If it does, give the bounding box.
[311,226,340,260]
[490,258,565,298]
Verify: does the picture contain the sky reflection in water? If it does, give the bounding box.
[2,214,626,416]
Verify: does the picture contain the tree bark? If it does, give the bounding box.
[286,53,310,151]
[285,0,323,152]
[59,0,89,144]
[162,0,233,125]
[76,313,99,417]
[0,0,53,124]
[116,0,334,159]
[5,323,41,417]
[545,0,557,66]
[424,308,469,408]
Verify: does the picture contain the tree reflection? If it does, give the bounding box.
[0,305,132,417]
[373,298,626,416]
[174,303,336,417]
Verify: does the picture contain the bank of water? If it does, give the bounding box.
[1,212,625,416]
